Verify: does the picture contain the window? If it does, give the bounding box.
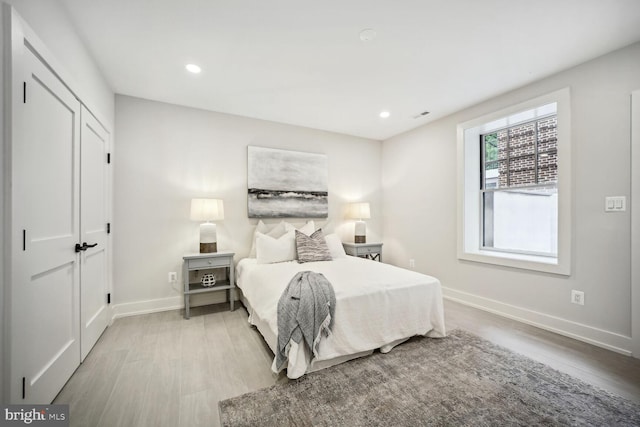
[481,115,558,256]
[457,89,571,275]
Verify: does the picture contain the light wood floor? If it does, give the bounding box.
[53,300,640,426]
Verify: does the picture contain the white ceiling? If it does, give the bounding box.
[61,0,640,140]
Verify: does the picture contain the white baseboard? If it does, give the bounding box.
[112,292,231,320]
[442,287,632,356]
[112,296,182,319]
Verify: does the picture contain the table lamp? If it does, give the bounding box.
[190,198,224,253]
[348,202,370,243]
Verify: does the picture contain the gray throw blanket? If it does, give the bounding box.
[275,271,336,372]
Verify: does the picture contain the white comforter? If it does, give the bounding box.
[236,256,446,378]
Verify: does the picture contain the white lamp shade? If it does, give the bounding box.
[348,202,371,220]
[190,198,224,221]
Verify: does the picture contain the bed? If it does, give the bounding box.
[236,224,446,378]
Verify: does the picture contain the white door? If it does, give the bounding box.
[80,107,111,361]
[12,45,81,403]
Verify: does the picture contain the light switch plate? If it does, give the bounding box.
[605,196,626,212]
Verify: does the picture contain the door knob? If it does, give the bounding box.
[75,242,98,252]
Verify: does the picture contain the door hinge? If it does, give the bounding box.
[22,229,26,251]
[22,377,26,399]
[107,293,111,304]
[23,82,26,103]
[107,153,111,164]
[107,223,111,234]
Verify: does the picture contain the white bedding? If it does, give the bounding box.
[237,256,446,378]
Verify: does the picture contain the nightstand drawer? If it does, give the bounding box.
[358,246,377,255]
[188,257,230,269]
[342,243,383,262]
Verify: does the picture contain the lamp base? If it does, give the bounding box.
[200,242,217,253]
[354,220,366,243]
[199,222,217,253]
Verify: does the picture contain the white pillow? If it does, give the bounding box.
[325,233,347,258]
[286,221,316,260]
[256,230,296,264]
[315,220,334,234]
[255,220,269,234]
[295,220,316,236]
[250,220,289,258]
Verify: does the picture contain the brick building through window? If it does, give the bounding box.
[482,116,557,189]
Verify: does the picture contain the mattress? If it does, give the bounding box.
[236,256,446,378]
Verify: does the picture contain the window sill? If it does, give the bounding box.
[458,249,570,276]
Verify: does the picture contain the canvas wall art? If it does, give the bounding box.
[248,146,328,218]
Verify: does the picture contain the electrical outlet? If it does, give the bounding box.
[409,259,415,268]
[168,272,177,283]
[571,290,584,305]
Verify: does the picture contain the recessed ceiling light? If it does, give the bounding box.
[379,111,390,118]
[185,63,202,74]
[359,28,377,42]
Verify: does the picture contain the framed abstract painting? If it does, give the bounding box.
[248,146,328,218]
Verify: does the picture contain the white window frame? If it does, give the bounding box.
[457,88,571,275]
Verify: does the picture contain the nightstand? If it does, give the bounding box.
[342,242,383,262]
[182,252,235,319]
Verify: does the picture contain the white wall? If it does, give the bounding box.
[382,42,640,354]
[1,0,114,120]
[1,0,114,403]
[113,95,382,315]
[0,1,6,407]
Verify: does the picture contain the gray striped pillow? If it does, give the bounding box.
[295,229,332,263]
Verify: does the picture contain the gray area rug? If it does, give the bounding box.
[219,329,640,426]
